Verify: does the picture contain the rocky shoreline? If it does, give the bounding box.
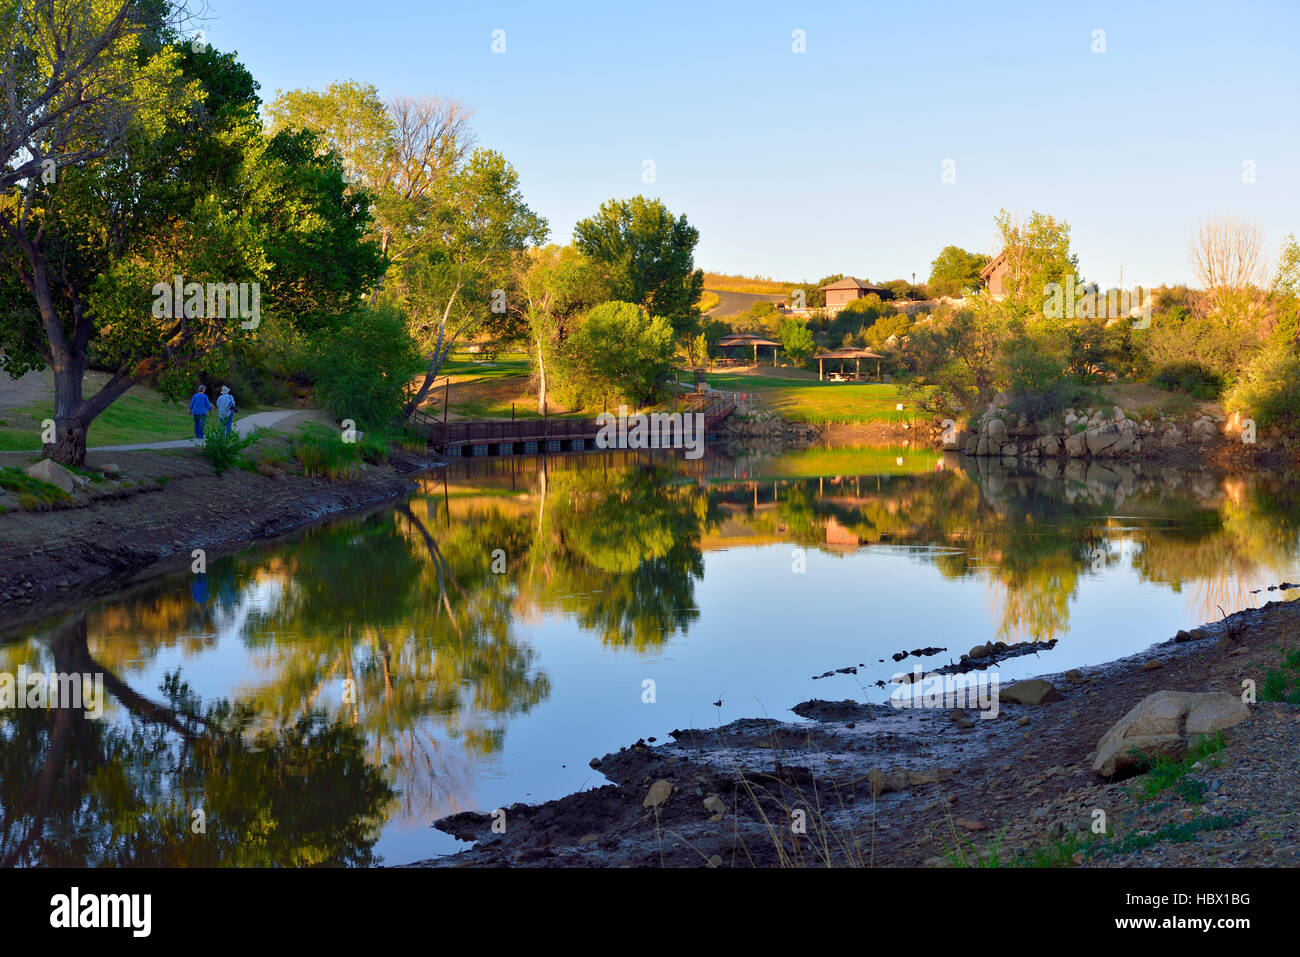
[414,599,1300,868]
[0,446,443,634]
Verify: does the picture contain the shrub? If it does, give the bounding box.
[202,418,259,475]
[1153,361,1225,400]
[553,301,676,407]
[1225,349,1300,431]
[1003,342,1071,420]
[308,306,425,431]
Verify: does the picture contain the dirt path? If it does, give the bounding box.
[704,289,786,317]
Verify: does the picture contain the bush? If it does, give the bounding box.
[1153,362,1224,400]
[202,417,259,475]
[308,306,425,431]
[1003,341,1072,420]
[1225,349,1300,431]
[553,301,676,407]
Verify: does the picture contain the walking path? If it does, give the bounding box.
[90,410,303,451]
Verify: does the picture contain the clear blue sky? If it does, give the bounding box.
[205,0,1298,288]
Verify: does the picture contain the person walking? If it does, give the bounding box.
[189,384,213,444]
[216,385,237,435]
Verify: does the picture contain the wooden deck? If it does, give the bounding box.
[409,392,740,457]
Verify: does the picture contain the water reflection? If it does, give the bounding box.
[2,448,1298,865]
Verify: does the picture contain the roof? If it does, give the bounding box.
[814,348,885,359]
[716,334,779,347]
[819,276,887,292]
[978,250,1007,280]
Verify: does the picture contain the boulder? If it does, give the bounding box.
[1064,432,1087,457]
[1085,425,1121,456]
[24,458,78,494]
[1092,690,1250,778]
[1000,679,1061,705]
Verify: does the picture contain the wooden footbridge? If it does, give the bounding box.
[409,392,740,458]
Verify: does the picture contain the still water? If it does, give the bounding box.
[2,446,1298,865]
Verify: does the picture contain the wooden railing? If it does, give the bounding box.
[409,394,738,451]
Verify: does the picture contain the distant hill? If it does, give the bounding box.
[701,272,806,295]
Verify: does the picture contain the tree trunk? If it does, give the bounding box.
[45,418,89,466]
[536,337,547,416]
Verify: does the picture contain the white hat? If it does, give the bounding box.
[220,385,231,394]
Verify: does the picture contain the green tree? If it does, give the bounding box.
[554,301,675,407]
[309,305,425,429]
[383,149,547,417]
[928,246,991,297]
[573,196,704,337]
[993,209,1079,309]
[511,244,609,414]
[778,318,815,363]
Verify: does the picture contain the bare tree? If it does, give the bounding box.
[376,94,476,262]
[1188,215,1269,321]
[0,0,196,194]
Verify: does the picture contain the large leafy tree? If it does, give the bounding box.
[0,43,384,464]
[928,245,991,298]
[0,0,192,193]
[992,209,1079,309]
[382,148,547,416]
[553,300,675,407]
[573,195,704,337]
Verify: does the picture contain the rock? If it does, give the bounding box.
[1093,690,1251,777]
[969,644,990,659]
[986,418,1007,442]
[1000,679,1061,705]
[1174,629,1193,643]
[643,779,673,808]
[1141,659,1163,671]
[24,458,78,494]
[99,463,122,478]
[1065,432,1087,457]
[578,834,599,845]
[702,794,727,815]
[867,767,910,798]
[956,819,986,832]
[1064,669,1085,683]
[1085,425,1121,456]
[706,854,723,868]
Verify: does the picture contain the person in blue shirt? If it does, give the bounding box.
[189,385,213,442]
[215,385,237,434]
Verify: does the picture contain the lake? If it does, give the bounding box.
[2,446,1298,865]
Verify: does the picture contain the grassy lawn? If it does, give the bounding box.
[0,385,201,451]
[702,371,924,424]
[433,351,588,420]
[737,446,943,479]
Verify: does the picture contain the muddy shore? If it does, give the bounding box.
[0,446,442,634]
[415,599,1300,868]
